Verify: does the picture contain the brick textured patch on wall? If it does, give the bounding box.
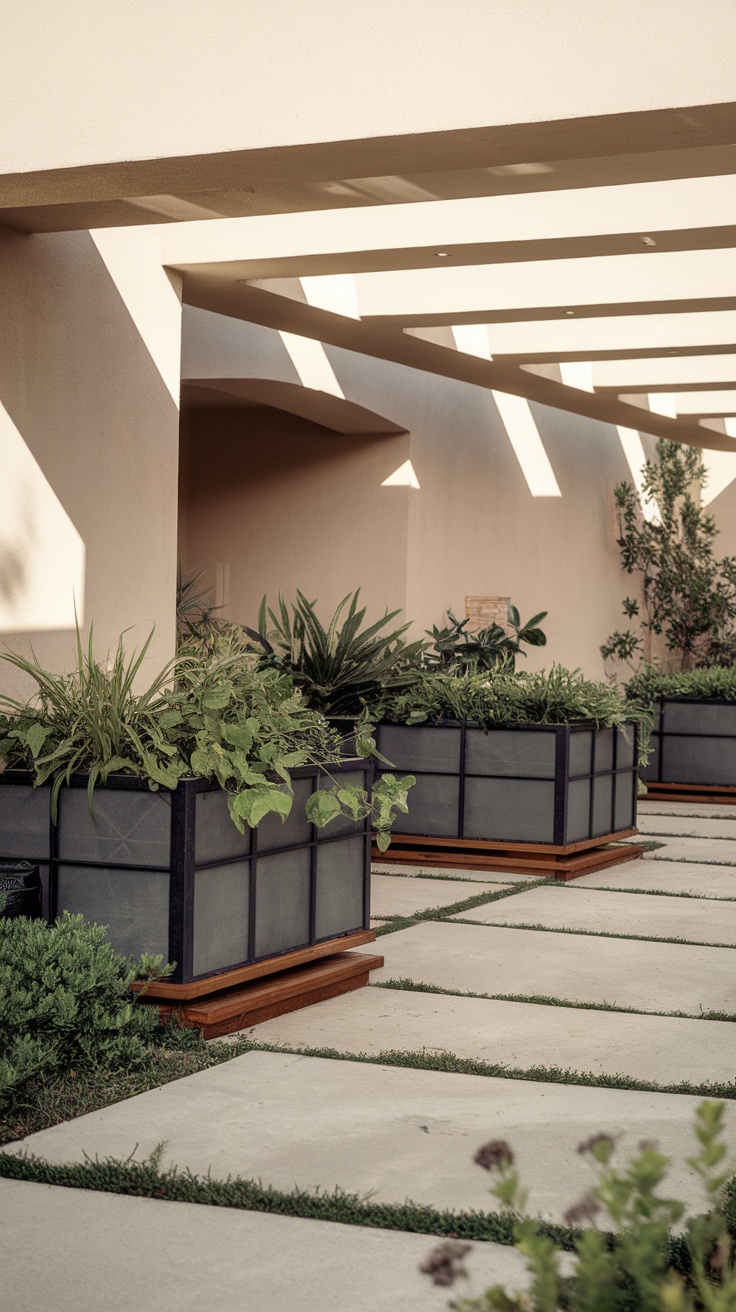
[465,596,511,635]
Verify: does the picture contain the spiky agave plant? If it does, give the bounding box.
[256,588,426,717]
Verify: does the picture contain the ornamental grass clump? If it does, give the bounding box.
[626,665,736,709]
[0,912,160,1108]
[382,664,640,733]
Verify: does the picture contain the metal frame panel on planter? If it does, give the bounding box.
[374,721,640,878]
[642,698,736,803]
[0,761,373,986]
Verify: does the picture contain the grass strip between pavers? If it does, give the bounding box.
[372,878,543,937]
[0,1147,582,1250]
[372,976,736,1023]
[0,1146,718,1280]
[449,916,736,950]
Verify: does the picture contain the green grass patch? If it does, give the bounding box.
[0,1145,580,1249]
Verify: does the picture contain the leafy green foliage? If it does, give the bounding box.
[0,629,413,843]
[382,664,641,733]
[256,589,426,717]
[425,604,547,673]
[0,626,184,819]
[0,912,160,1108]
[436,1101,736,1311]
[602,440,736,674]
[626,665,736,707]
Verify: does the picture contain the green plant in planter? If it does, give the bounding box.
[255,589,426,718]
[602,439,736,675]
[382,664,640,734]
[425,605,547,672]
[0,628,413,848]
[626,664,736,709]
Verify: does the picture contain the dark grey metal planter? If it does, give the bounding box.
[375,721,638,845]
[642,698,736,787]
[0,762,371,985]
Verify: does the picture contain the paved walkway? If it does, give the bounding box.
[3,798,736,1309]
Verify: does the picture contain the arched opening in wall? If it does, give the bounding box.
[177,380,410,633]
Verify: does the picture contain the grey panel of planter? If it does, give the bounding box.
[595,729,614,773]
[193,860,250,976]
[592,775,614,836]
[617,728,636,770]
[254,846,311,957]
[195,789,251,864]
[665,701,736,736]
[257,778,312,851]
[661,736,736,786]
[315,836,365,940]
[56,865,169,960]
[463,777,556,843]
[569,731,593,776]
[378,725,461,773]
[566,779,592,843]
[465,729,555,778]
[0,784,50,861]
[615,775,636,831]
[58,788,171,867]
[389,773,460,835]
[642,739,660,783]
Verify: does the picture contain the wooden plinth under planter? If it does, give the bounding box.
[373,831,643,881]
[643,781,736,807]
[145,947,383,1040]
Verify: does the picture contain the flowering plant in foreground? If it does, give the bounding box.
[420,1101,736,1310]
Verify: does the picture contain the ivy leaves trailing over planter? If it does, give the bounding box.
[0,628,413,846]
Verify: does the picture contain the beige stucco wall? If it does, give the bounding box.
[180,407,410,627]
[180,310,652,678]
[0,227,181,695]
[2,1,733,183]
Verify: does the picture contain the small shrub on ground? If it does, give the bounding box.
[0,912,160,1108]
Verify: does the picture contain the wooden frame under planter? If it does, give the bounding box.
[642,697,736,804]
[374,721,641,879]
[0,761,374,988]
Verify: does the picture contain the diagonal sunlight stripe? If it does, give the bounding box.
[491,391,561,497]
[278,331,345,398]
[616,426,660,523]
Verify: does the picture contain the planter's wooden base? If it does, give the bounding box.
[373,831,642,881]
[643,781,736,807]
[150,950,384,1040]
[132,929,376,1002]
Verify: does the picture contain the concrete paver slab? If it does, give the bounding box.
[371,874,514,917]
[9,1052,725,1222]
[638,814,736,840]
[573,859,736,898]
[373,921,736,1014]
[0,1178,526,1312]
[373,862,532,883]
[252,983,736,1085]
[644,835,736,865]
[452,885,736,945]
[639,802,736,821]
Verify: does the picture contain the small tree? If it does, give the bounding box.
[602,440,736,674]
